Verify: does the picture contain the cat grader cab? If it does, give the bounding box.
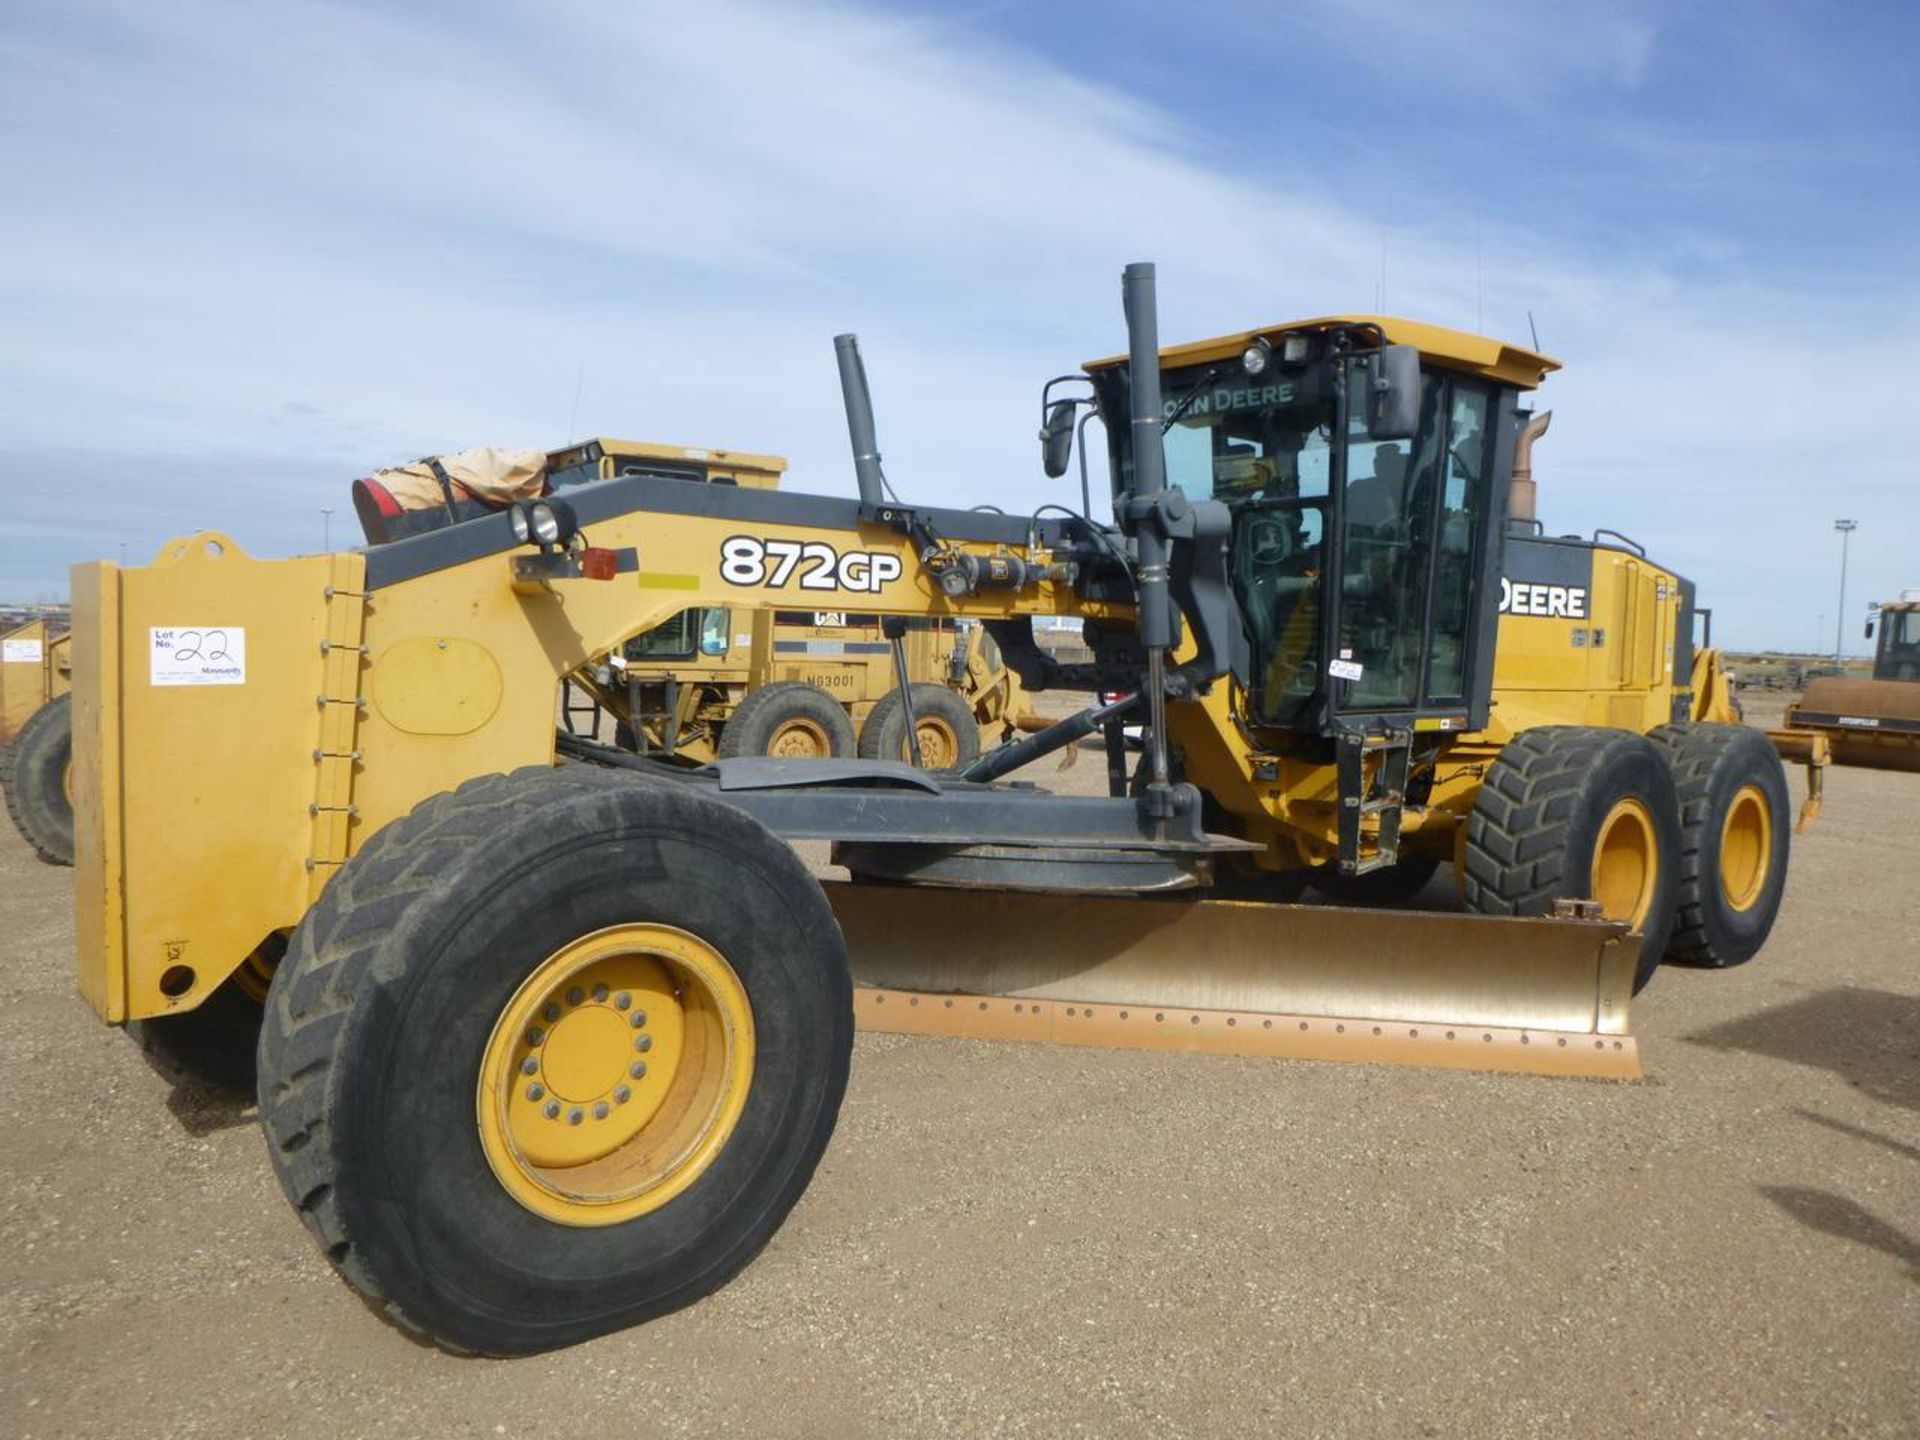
[1,618,73,864]
[1782,591,1920,770]
[66,264,1808,1354]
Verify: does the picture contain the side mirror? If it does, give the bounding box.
[1040,399,1077,478]
[1365,345,1422,441]
[1865,618,1875,640]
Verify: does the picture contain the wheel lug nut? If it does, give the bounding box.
[568,1108,584,1125]
[592,983,609,1002]
[615,1085,631,1103]
[543,1003,560,1022]
[566,986,585,1006]
[630,1061,648,1080]
[634,1034,653,1053]
[526,1083,544,1101]
[629,1011,648,1029]
[543,1101,560,1119]
[593,1101,610,1120]
[615,992,632,1010]
[525,1027,544,1046]
[521,1057,539,1076]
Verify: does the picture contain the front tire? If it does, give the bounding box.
[257,767,852,1355]
[1463,727,1681,992]
[1648,723,1790,968]
[4,693,73,866]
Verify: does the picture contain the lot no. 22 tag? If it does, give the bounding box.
[150,627,246,686]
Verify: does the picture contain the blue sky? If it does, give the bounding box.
[2,0,1914,650]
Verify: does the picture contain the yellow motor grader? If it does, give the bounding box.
[68,263,1810,1353]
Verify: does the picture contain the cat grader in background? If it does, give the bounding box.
[65,263,1813,1354]
[573,605,1029,769]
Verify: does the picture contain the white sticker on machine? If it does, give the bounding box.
[1327,657,1364,682]
[2,638,43,663]
[150,627,246,686]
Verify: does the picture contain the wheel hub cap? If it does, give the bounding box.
[478,924,754,1225]
[1719,784,1771,912]
[1591,797,1657,931]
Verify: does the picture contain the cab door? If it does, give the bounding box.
[1326,373,1499,726]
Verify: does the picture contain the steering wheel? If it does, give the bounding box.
[1245,515,1294,567]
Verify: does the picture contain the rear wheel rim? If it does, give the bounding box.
[766,716,832,759]
[909,716,960,769]
[477,923,754,1227]
[1718,784,1771,912]
[1591,797,1657,931]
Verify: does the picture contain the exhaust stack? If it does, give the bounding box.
[834,333,887,512]
[1509,410,1552,526]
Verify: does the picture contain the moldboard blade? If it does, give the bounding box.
[825,882,1640,1080]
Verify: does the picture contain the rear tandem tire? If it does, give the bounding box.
[716,680,857,760]
[1462,726,1682,993]
[4,693,73,866]
[858,684,981,770]
[256,766,852,1355]
[1648,722,1790,968]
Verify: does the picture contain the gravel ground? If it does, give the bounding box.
[2,700,1917,1439]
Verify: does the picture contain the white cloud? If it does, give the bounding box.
[0,0,1911,646]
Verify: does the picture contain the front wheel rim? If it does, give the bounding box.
[477,923,755,1227]
[1718,784,1772,912]
[1591,797,1658,931]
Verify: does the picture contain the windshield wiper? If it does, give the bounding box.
[1160,367,1221,434]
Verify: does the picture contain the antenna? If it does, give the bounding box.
[1527,310,1541,352]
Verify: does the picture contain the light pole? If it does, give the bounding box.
[1833,519,1857,661]
[321,507,334,553]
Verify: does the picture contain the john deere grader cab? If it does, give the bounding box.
[68,264,1806,1354]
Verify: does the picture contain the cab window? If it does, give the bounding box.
[624,609,699,660]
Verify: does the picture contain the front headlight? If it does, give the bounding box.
[529,501,562,546]
[509,504,533,543]
[1241,338,1272,375]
